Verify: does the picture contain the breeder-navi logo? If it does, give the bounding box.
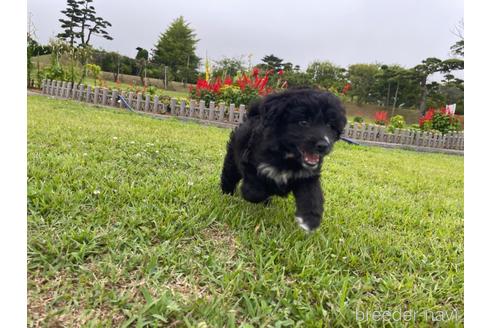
[356,308,462,323]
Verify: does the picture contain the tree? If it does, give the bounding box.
[78,0,113,47]
[57,0,112,85]
[371,64,419,112]
[387,68,420,113]
[283,71,316,88]
[57,0,112,48]
[257,54,284,72]
[347,64,380,104]
[57,0,82,48]
[412,57,464,114]
[135,47,149,85]
[451,40,464,58]
[283,62,294,72]
[106,51,121,82]
[306,61,347,90]
[450,19,464,57]
[213,56,246,78]
[152,16,200,86]
[439,76,464,114]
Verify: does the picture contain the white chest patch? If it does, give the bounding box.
[257,163,316,185]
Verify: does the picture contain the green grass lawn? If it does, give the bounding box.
[27,95,464,327]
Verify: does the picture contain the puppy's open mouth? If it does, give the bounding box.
[301,150,320,167]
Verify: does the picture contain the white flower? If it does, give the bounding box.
[188,181,194,186]
[83,153,88,156]
[93,190,101,195]
[130,141,135,144]
[113,137,118,140]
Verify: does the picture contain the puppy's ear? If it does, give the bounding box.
[321,94,347,137]
[247,98,262,119]
[330,111,347,138]
[261,100,286,127]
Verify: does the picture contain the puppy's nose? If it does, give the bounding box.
[315,140,330,153]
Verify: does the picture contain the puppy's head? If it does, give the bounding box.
[250,88,347,170]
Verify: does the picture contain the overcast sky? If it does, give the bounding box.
[27,0,463,71]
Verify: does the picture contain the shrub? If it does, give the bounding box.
[189,68,287,107]
[146,86,157,96]
[387,115,406,133]
[43,65,69,81]
[86,64,101,85]
[374,111,388,125]
[419,107,462,134]
[353,116,364,123]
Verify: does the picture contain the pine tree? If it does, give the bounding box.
[152,16,200,85]
[57,0,112,48]
[57,0,113,85]
[259,54,284,71]
[78,0,113,47]
[57,0,82,48]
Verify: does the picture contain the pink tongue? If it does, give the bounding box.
[304,152,319,164]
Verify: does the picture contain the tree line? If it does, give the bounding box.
[28,0,464,114]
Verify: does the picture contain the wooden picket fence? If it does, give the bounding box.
[41,79,246,126]
[344,123,464,151]
[40,79,464,152]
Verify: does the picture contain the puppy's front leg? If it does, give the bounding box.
[292,178,324,232]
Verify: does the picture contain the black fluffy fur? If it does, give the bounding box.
[220,88,347,231]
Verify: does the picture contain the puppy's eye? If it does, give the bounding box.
[299,121,309,127]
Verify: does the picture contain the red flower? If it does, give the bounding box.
[212,76,222,93]
[258,76,269,91]
[277,69,284,76]
[196,78,210,90]
[224,76,233,85]
[419,108,436,127]
[252,67,260,77]
[342,83,351,94]
[374,111,388,124]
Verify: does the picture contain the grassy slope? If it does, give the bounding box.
[31,54,189,97]
[28,96,464,327]
[84,77,189,99]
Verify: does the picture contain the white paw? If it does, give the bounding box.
[295,216,312,232]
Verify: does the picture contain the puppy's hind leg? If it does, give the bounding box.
[241,175,270,204]
[220,141,241,194]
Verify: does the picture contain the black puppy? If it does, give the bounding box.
[220,88,347,231]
